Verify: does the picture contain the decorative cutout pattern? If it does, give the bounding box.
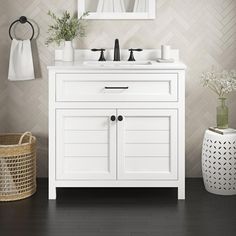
[202,131,236,195]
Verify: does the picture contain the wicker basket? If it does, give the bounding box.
[0,132,36,201]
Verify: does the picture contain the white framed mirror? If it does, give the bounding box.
[78,0,156,20]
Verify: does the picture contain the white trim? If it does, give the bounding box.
[78,0,156,20]
[48,70,57,200]
[55,180,181,188]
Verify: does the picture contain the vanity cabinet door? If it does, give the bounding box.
[56,109,116,180]
[117,109,178,180]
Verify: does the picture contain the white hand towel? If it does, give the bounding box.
[134,0,147,12]
[8,39,35,81]
[97,0,125,12]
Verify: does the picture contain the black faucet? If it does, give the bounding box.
[114,39,120,61]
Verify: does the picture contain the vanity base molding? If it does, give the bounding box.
[48,66,186,200]
[49,181,185,200]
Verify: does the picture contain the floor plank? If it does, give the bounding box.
[0,178,236,236]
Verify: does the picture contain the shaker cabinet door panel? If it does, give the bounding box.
[117,109,178,180]
[56,109,116,180]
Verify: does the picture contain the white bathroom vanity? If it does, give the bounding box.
[48,49,186,200]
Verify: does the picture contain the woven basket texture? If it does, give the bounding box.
[0,133,36,201]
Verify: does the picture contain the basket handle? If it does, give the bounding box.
[18,132,33,144]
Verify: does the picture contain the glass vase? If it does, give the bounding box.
[216,97,228,129]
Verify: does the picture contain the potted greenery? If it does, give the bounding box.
[46,11,89,61]
[201,69,236,128]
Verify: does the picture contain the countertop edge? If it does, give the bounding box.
[47,62,187,71]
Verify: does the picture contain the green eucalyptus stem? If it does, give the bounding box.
[45,10,89,46]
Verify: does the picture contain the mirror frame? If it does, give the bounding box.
[78,0,156,20]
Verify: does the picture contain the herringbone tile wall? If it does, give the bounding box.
[1,0,236,177]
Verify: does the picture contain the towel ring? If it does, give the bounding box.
[9,16,35,40]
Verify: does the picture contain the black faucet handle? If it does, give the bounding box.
[128,48,143,61]
[129,48,143,52]
[91,48,105,52]
[91,48,106,61]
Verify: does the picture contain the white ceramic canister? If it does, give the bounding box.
[161,45,171,60]
[63,41,74,62]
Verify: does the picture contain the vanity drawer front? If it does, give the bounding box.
[55,73,178,102]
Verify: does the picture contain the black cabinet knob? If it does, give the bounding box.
[118,115,123,121]
[110,115,116,121]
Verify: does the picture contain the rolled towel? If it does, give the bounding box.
[8,39,35,81]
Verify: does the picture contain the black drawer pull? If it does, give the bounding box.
[105,86,129,89]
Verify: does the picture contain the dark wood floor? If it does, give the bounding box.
[0,179,236,236]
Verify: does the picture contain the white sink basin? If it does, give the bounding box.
[83,61,153,67]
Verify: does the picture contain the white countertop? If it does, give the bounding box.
[47,60,187,71]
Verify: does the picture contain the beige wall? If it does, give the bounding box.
[1,0,236,177]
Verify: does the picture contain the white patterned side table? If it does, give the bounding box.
[202,129,236,195]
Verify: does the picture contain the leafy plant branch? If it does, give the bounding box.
[46,11,89,46]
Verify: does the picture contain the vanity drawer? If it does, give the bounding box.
[55,73,178,102]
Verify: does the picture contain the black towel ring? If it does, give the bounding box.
[9,16,35,40]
